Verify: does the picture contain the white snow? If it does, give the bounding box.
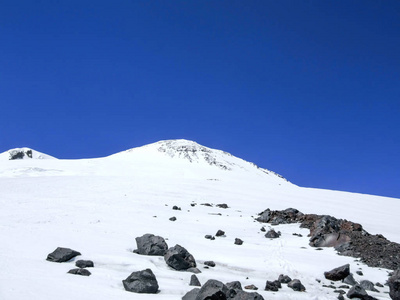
[0,139,398,299]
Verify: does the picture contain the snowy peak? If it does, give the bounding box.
[0,148,56,160]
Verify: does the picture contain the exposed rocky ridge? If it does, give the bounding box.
[256,208,400,270]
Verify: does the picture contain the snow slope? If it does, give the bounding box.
[0,139,398,299]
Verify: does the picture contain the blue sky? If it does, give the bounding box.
[1,1,399,198]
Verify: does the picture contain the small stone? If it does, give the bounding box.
[260,227,266,232]
[46,247,81,263]
[264,229,281,239]
[205,235,213,239]
[204,261,216,267]
[189,274,201,286]
[169,217,177,221]
[278,274,292,284]
[216,230,225,237]
[172,206,181,210]
[75,260,94,268]
[216,203,229,209]
[356,271,363,276]
[68,268,91,276]
[324,264,350,281]
[288,279,306,291]
[244,284,258,290]
[235,238,243,245]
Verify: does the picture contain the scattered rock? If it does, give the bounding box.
[288,279,306,291]
[169,217,177,221]
[216,204,229,209]
[195,279,228,299]
[189,274,201,286]
[260,227,266,232]
[205,235,214,240]
[346,284,368,299]
[264,280,280,291]
[265,229,281,239]
[388,269,400,300]
[357,270,364,276]
[216,230,225,237]
[226,281,242,290]
[278,274,292,284]
[375,282,384,288]
[122,269,159,294]
[190,203,196,207]
[232,290,265,299]
[67,268,91,276]
[75,260,94,268]
[172,206,181,210]
[360,280,378,292]
[343,274,358,286]
[134,234,168,256]
[293,233,303,237]
[201,203,213,207]
[324,264,350,281]
[235,238,243,245]
[164,244,196,271]
[204,261,216,267]
[244,284,258,290]
[46,247,81,263]
[182,288,200,300]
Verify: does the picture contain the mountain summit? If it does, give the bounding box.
[0,147,56,160]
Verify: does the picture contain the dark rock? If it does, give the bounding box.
[264,280,280,291]
[346,284,368,299]
[189,274,201,286]
[204,261,216,267]
[173,206,181,210]
[187,267,201,274]
[293,233,303,237]
[205,235,213,240]
[190,203,196,207]
[323,284,336,289]
[216,230,225,237]
[164,244,196,271]
[201,203,213,207]
[338,294,345,300]
[235,238,243,245]
[360,280,378,292]
[135,234,168,256]
[264,229,281,239]
[375,282,384,288]
[334,289,346,294]
[195,279,228,300]
[122,269,159,294]
[244,284,258,290]
[217,204,229,209]
[324,264,350,281]
[226,281,242,290]
[357,271,364,276]
[169,217,177,221]
[232,290,265,300]
[338,285,350,289]
[67,268,91,276]
[182,288,200,300]
[388,269,400,300]
[46,247,81,262]
[278,274,292,284]
[343,274,358,286]
[75,260,94,268]
[288,279,306,291]
[260,227,266,232]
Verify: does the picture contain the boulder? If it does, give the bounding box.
[324,264,350,281]
[122,269,159,294]
[164,244,196,271]
[343,274,358,286]
[170,217,177,221]
[75,260,94,268]
[346,284,368,299]
[388,269,400,300]
[360,280,378,292]
[264,280,280,291]
[46,247,81,262]
[182,288,200,300]
[244,284,258,290]
[195,279,228,299]
[226,281,242,290]
[265,229,281,239]
[67,268,91,276]
[232,290,265,300]
[204,261,216,267]
[288,279,305,291]
[134,234,168,256]
[278,274,292,284]
[216,230,225,237]
[217,204,229,209]
[189,274,201,287]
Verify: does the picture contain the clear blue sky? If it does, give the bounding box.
[1,1,399,198]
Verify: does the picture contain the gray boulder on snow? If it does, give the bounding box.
[189,274,201,287]
[164,244,196,271]
[194,279,228,299]
[122,269,159,294]
[67,268,91,276]
[343,274,358,286]
[134,233,168,256]
[226,281,243,291]
[346,284,368,299]
[360,280,379,292]
[264,229,281,239]
[278,274,292,284]
[288,279,306,291]
[324,264,350,281]
[46,247,81,262]
[182,288,200,300]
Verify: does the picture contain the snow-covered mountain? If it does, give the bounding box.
[0,139,398,300]
[0,147,56,160]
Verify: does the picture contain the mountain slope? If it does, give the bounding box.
[0,140,398,300]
